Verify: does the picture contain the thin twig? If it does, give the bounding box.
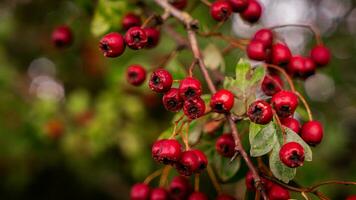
[143,169,163,184]
[295,91,313,121]
[265,64,295,92]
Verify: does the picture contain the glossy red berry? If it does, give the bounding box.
[215,134,235,158]
[210,89,235,113]
[229,0,248,13]
[245,170,255,191]
[152,139,182,165]
[287,56,315,78]
[247,40,267,61]
[281,117,300,134]
[179,77,203,101]
[188,192,208,200]
[99,32,125,58]
[240,0,262,23]
[268,185,290,200]
[149,69,173,93]
[192,149,208,173]
[300,120,323,146]
[170,0,188,10]
[271,43,292,66]
[279,142,305,168]
[253,29,273,48]
[247,100,273,125]
[144,28,161,48]
[168,176,192,200]
[216,194,236,200]
[175,149,208,176]
[130,183,150,200]
[52,25,73,48]
[126,64,146,86]
[183,97,206,120]
[210,1,232,21]
[124,26,148,50]
[261,74,283,96]
[310,45,331,67]
[163,88,184,112]
[122,13,142,30]
[150,188,168,200]
[271,91,298,118]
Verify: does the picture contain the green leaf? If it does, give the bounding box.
[212,152,241,182]
[269,143,296,183]
[285,128,313,161]
[203,44,225,72]
[249,122,278,157]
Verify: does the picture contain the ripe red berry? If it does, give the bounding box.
[261,74,283,96]
[144,28,161,48]
[188,192,208,200]
[287,56,315,78]
[163,88,184,112]
[240,0,262,23]
[247,40,267,61]
[150,188,168,200]
[228,0,248,13]
[281,117,300,134]
[300,120,323,146]
[183,97,206,120]
[216,194,236,200]
[149,69,173,93]
[245,170,255,191]
[130,183,150,200]
[210,89,235,113]
[271,91,298,118]
[168,176,192,200]
[152,139,182,165]
[247,100,273,125]
[175,149,208,176]
[310,45,331,67]
[122,13,142,30]
[191,149,208,173]
[346,195,356,200]
[179,77,203,101]
[124,26,148,50]
[253,29,273,48]
[268,185,290,200]
[215,134,235,158]
[271,43,292,66]
[52,25,73,48]
[126,64,146,86]
[279,142,305,168]
[210,1,232,21]
[170,0,188,10]
[99,32,125,58]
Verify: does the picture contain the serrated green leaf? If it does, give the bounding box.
[213,152,241,182]
[249,122,277,157]
[285,128,313,161]
[269,143,296,183]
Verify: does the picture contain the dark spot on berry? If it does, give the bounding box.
[267,82,275,90]
[252,105,262,116]
[185,88,196,97]
[128,72,137,78]
[167,99,177,108]
[199,163,206,170]
[188,106,198,114]
[152,76,161,85]
[100,42,110,52]
[280,105,291,113]
[214,103,224,111]
[221,144,229,154]
[290,151,301,164]
[171,188,181,195]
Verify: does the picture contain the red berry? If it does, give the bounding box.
[215,134,235,157]
[124,26,148,50]
[150,188,168,200]
[152,139,182,165]
[245,170,255,191]
[268,185,290,200]
[99,32,125,58]
[191,149,208,173]
[149,69,173,93]
[122,13,142,30]
[175,149,208,176]
[247,100,273,125]
[126,64,146,86]
[188,192,208,200]
[183,97,206,120]
[261,74,283,96]
[310,45,331,67]
[240,0,262,23]
[130,183,150,200]
[216,194,236,200]
[247,40,267,61]
[346,195,356,200]
[179,77,203,101]
[271,43,292,66]
[144,28,161,48]
[163,88,184,112]
[271,91,298,118]
[210,89,235,113]
[281,117,300,134]
[210,1,232,21]
[168,176,192,200]
[52,25,73,48]
[170,0,188,10]
[228,0,248,13]
[287,56,315,78]
[300,120,323,146]
[279,142,305,168]
[253,29,273,48]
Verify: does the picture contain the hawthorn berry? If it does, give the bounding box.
[247,40,267,61]
[310,45,331,67]
[210,1,232,21]
[215,134,235,158]
[169,0,188,10]
[281,117,300,134]
[191,149,208,173]
[188,192,209,200]
[245,170,255,191]
[287,56,315,78]
[300,120,323,146]
[216,194,236,200]
[149,69,173,93]
[240,0,262,23]
[271,43,292,66]
[271,90,298,118]
[126,64,146,86]
[261,74,283,96]
[253,28,274,48]
[150,188,168,200]
[228,0,248,13]
[99,32,125,58]
[52,25,73,48]
[144,28,161,48]
[268,185,290,200]
[122,13,142,30]
[124,26,148,50]
[210,89,235,113]
[279,142,305,168]
[247,100,273,125]
[175,149,208,176]
[179,77,203,101]
[130,183,150,200]
[183,97,206,120]
[151,139,182,165]
[346,195,356,200]
[168,176,192,200]
[162,88,184,112]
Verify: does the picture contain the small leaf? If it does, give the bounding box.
[269,143,296,183]
[285,128,313,161]
[250,122,278,157]
[213,152,241,182]
[203,44,225,71]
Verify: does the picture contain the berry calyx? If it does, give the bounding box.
[281,117,300,134]
[287,56,315,78]
[268,185,290,200]
[228,0,248,13]
[144,28,161,48]
[169,0,188,10]
[279,142,305,168]
[163,88,184,112]
[126,64,146,86]
[271,43,292,66]
[261,74,283,96]
[240,0,262,23]
[253,28,274,48]
[150,188,168,200]
[247,100,273,125]
[216,194,236,200]
[271,90,298,118]
[310,45,331,67]
[183,97,206,120]
[188,192,209,200]
[215,134,235,158]
[51,25,73,48]
[210,89,235,113]
[168,176,192,200]
[152,139,182,165]
[300,120,323,146]
[149,69,173,93]
[130,183,150,200]
[175,149,208,176]
[122,13,142,30]
[124,26,148,50]
[99,32,125,58]
[179,77,203,101]
[247,40,267,61]
[210,1,233,21]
